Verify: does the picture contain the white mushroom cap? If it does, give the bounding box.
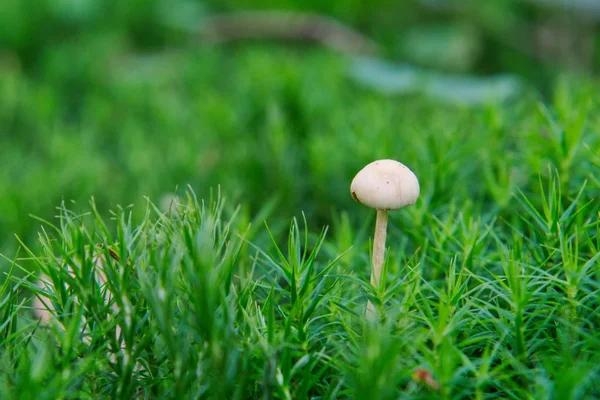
[350,159,420,210]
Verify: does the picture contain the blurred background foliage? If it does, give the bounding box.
[1,0,600,257]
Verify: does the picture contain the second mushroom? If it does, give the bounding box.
[350,159,420,316]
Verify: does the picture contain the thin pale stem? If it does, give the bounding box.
[372,209,388,287]
[366,209,388,317]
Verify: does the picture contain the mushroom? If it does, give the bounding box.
[31,251,127,365]
[350,159,420,316]
[160,193,182,214]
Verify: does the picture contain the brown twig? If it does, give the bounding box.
[198,11,380,55]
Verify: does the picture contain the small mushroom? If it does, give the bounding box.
[350,159,420,316]
[160,193,182,214]
[31,251,126,365]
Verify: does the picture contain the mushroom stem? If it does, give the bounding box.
[366,209,388,316]
[371,209,388,287]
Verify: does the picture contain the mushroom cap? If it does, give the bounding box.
[350,159,420,210]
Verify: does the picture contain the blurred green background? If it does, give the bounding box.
[1,0,600,257]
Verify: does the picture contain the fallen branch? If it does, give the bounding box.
[198,11,380,55]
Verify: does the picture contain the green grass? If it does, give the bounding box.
[2,6,600,397]
[2,44,598,252]
[2,168,599,398]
